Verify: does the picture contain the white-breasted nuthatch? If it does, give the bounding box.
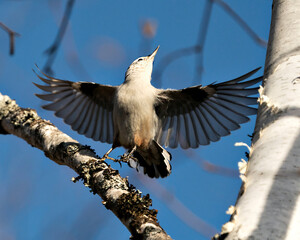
[34,46,261,178]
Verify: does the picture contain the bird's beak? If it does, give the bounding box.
[149,45,160,59]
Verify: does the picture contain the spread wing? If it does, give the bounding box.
[34,70,116,144]
[155,68,262,149]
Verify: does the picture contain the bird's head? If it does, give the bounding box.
[125,46,159,83]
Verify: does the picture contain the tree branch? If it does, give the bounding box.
[0,92,172,240]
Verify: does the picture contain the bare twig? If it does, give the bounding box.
[0,93,172,240]
[0,22,20,55]
[186,150,239,178]
[214,0,268,48]
[44,0,75,75]
[194,0,214,83]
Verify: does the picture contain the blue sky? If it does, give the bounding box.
[0,1,272,239]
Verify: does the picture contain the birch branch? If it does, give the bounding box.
[0,92,172,240]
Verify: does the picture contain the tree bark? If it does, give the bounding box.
[214,0,300,239]
[0,93,172,240]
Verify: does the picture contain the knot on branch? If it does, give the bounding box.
[0,96,18,134]
[116,191,159,238]
[116,192,156,219]
[72,157,106,191]
[56,143,95,158]
[0,95,41,135]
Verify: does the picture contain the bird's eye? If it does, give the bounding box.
[137,58,143,62]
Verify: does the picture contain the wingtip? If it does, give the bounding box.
[32,64,45,80]
[33,64,54,79]
[33,81,44,89]
[251,67,262,74]
[218,67,263,86]
[35,93,45,99]
[33,82,53,91]
[244,67,262,77]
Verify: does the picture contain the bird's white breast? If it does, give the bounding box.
[113,80,158,148]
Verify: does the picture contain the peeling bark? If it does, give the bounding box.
[0,93,172,240]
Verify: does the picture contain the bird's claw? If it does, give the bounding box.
[101,154,119,163]
[100,154,128,167]
[121,153,138,164]
[120,154,130,163]
[101,154,114,161]
[101,152,138,168]
[112,158,123,168]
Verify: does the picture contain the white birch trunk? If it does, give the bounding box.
[216,0,300,239]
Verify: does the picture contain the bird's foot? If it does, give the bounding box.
[120,152,138,164]
[101,146,138,167]
[120,153,131,163]
[100,147,116,161]
[101,154,131,167]
[119,146,137,162]
[101,153,117,161]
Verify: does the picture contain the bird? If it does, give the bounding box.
[34,46,262,178]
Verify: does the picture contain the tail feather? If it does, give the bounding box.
[128,140,172,178]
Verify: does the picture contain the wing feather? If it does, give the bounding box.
[190,109,208,145]
[65,96,88,125]
[34,70,116,143]
[155,68,262,149]
[179,113,189,149]
[107,110,114,143]
[216,87,258,96]
[158,117,166,145]
[204,101,239,131]
[55,93,83,119]
[92,105,101,141]
[84,102,97,138]
[184,111,198,148]
[217,77,261,89]
[197,105,220,142]
[162,116,175,146]
[74,100,93,134]
[193,107,210,145]
[186,105,200,147]
[201,102,230,137]
[215,94,258,105]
